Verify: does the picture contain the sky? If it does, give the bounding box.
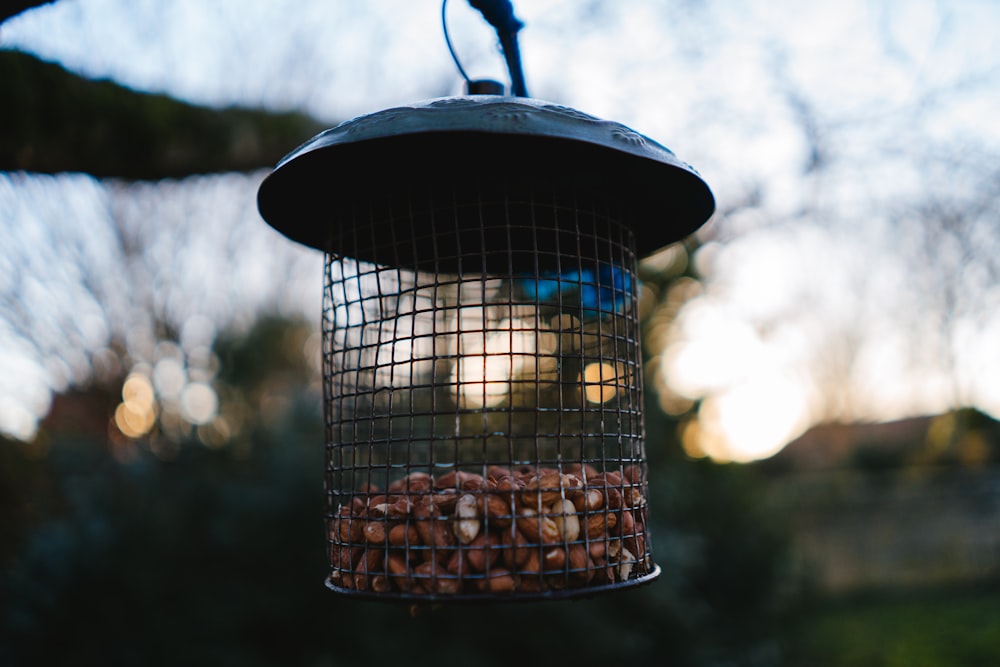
[2,0,999,460]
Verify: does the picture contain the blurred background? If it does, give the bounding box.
[2,1,999,665]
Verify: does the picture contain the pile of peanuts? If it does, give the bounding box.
[328,464,651,596]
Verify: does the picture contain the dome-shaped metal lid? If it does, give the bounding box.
[257,96,714,259]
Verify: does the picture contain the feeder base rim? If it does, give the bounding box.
[324,564,661,603]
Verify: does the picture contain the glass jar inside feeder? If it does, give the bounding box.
[257,96,714,600]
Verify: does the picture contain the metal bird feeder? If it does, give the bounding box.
[257,4,713,602]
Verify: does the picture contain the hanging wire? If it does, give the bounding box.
[442,0,472,84]
[442,0,530,97]
[468,0,528,97]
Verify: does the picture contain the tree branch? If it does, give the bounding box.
[0,51,325,179]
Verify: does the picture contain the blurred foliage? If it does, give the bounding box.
[784,586,1000,666]
[0,50,324,178]
[1,315,792,667]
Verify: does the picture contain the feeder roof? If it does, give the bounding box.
[257,96,714,258]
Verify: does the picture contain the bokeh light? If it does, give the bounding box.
[581,362,619,404]
[115,373,157,438]
[180,381,219,426]
[453,317,537,409]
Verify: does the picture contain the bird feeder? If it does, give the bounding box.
[257,95,713,600]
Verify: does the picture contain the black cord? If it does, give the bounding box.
[442,0,472,84]
[468,0,528,97]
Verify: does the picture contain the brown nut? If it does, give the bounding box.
[336,505,364,544]
[353,549,384,591]
[567,543,593,583]
[386,497,413,518]
[500,527,531,569]
[520,473,582,508]
[516,507,561,544]
[412,503,435,545]
[414,561,461,595]
[476,568,517,593]
[465,532,501,573]
[549,498,581,541]
[622,464,642,484]
[624,486,646,509]
[432,489,459,514]
[412,502,455,563]
[431,520,456,550]
[366,494,389,513]
[513,465,537,481]
[545,572,568,590]
[388,472,433,494]
[387,522,420,547]
[331,544,363,574]
[588,538,607,561]
[517,576,546,593]
[478,493,513,529]
[601,470,625,486]
[608,537,622,560]
[518,549,543,576]
[486,465,513,481]
[616,505,636,538]
[494,475,526,494]
[590,557,615,585]
[452,493,481,545]
[435,470,485,492]
[584,511,617,539]
[626,534,646,562]
[542,546,567,572]
[586,473,624,510]
[565,462,599,480]
[363,520,388,544]
[617,547,635,581]
[370,574,392,593]
[386,552,415,592]
[618,509,646,557]
[569,488,604,513]
[446,549,466,577]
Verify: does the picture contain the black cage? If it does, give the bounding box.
[257,96,714,600]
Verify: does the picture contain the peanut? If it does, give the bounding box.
[624,486,646,509]
[435,470,485,491]
[520,472,582,508]
[388,472,433,494]
[414,561,461,595]
[452,494,481,544]
[386,552,415,592]
[464,532,500,573]
[353,549,384,591]
[542,546,567,571]
[516,507,561,544]
[363,520,388,544]
[478,493,513,528]
[617,547,635,581]
[336,505,364,544]
[570,488,604,513]
[549,498,581,542]
[500,527,531,569]
[586,473,624,510]
[584,511,617,539]
[567,543,593,583]
[331,465,650,595]
[387,523,419,547]
[477,568,517,593]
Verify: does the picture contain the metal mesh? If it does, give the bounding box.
[322,186,656,599]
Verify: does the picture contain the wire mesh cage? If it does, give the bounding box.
[257,96,714,600]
